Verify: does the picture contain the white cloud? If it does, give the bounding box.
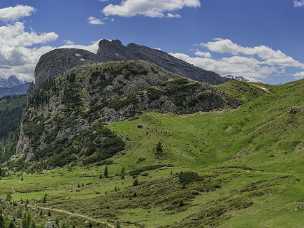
[0,5,103,82]
[294,0,304,7]
[171,38,304,82]
[102,0,201,18]
[294,72,304,79]
[171,52,275,81]
[167,13,181,18]
[202,38,304,68]
[194,51,211,58]
[60,40,100,53]
[88,16,104,25]
[0,22,58,81]
[0,5,34,21]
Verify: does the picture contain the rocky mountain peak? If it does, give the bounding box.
[34,48,101,87]
[97,39,133,61]
[34,39,228,89]
[97,39,227,85]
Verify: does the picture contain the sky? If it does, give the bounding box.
[0,0,304,84]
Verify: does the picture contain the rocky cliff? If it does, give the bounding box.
[16,60,238,169]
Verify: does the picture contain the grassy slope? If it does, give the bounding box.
[2,80,304,227]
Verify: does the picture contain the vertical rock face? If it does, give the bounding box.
[97,40,228,85]
[34,48,101,87]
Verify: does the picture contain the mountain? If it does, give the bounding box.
[35,48,102,87]
[15,60,238,169]
[0,76,24,88]
[0,76,30,98]
[34,40,227,88]
[4,40,304,228]
[97,39,227,85]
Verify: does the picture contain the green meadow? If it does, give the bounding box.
[2,80,304,227]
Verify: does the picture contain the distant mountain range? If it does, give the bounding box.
[0,76,30,98]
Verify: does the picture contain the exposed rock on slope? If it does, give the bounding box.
[97,40,227,85]
[16,60,238,169]
[35,48,101,87]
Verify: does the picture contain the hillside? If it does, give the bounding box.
[15,60,237,170]
[1,77,304,227]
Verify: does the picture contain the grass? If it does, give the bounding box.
[2,79,304,227]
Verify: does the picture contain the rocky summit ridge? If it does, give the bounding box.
[34,39,227,87]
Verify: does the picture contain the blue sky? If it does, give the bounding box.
[0,0,304,84]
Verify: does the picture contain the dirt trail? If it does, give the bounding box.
[252,84,272,94]
[28,204,116,228]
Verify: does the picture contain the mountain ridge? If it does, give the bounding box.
[34,39,228,88]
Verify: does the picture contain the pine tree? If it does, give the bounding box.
[120,167,126,180]
[133,179,139,186]
[155,142,164,159]
[42,193,47,203]
[104,166,109,178]
[0,214,5,228]
[8,220,16,228]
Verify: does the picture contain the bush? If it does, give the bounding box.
[178,171,202,187]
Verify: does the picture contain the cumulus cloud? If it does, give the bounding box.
[0,5,34,21]
[294,72,304,79]
[88,16,104,25]
[171,38,304,82]
[102,0,201,18]
[0,22,58,81]
[294,0,304,7]
[202,38,304,68]
[0,4,105,82]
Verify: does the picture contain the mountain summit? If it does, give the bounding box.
[34,40,227,88]
[97,39,227,84]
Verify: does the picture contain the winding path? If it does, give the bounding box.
[27,204,116,228]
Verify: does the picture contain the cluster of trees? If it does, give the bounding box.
[0,96,26,164]
[0,212,37,228]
